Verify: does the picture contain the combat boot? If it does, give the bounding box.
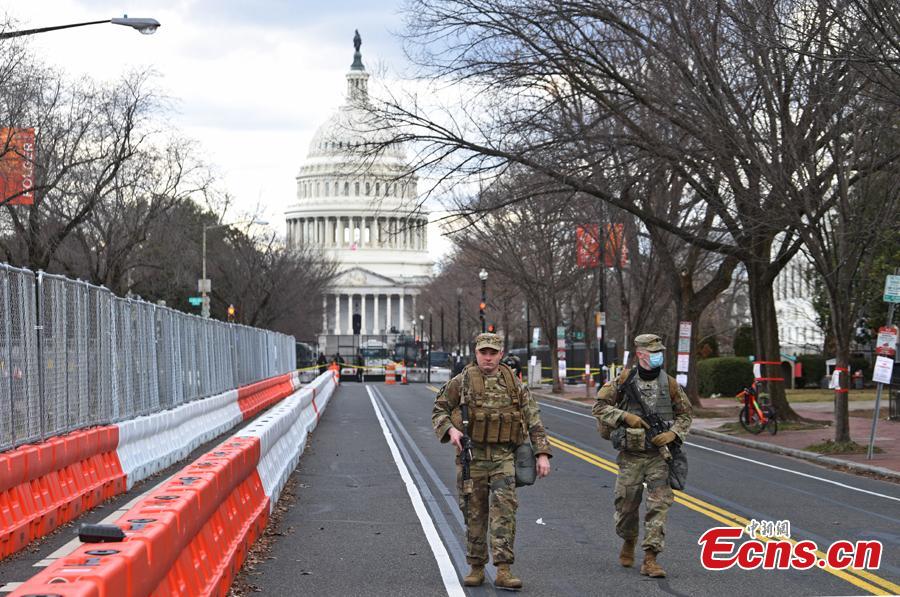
[495,564,523,590]
[619,537,637,567]
[463,565,485,586]
[640,550,666,578]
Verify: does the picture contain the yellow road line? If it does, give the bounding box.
[549,435,898,596]
[424,383,897,594]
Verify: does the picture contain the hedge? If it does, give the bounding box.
[796,354,826,389]
[697,357,755,396]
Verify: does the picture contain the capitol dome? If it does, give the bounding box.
[285,31,433,346]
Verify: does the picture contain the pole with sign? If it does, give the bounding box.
[867,270,900,459]
[676,321,692,387]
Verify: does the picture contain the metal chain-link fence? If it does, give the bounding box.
[0,263,296,452]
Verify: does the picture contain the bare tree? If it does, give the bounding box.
[361,0,900,418]
[57,136,214,292]
[1,69,161,272]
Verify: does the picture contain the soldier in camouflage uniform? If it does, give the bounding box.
[433,332,552,590]
[592,334,692,578]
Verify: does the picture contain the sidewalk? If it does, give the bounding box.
[532,383,900,481]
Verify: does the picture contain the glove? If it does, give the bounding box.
[621,413,650,429]
[651,431,677,447]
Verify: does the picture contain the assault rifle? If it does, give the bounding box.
[642,410,675,462]
[460,400,474,524]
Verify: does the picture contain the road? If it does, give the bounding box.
[243,383,900,596]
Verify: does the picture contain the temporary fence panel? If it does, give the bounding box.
[0,261,297,452]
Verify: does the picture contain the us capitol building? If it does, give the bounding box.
[284,32,433,352]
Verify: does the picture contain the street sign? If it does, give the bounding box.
[876,326,898,358]
[198,278,211,293]
[188,297,202,306]
[884,275,900,303]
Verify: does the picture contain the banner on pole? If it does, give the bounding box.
[576,224,600,268]
[0,127,35,205]
[604,223,628,268]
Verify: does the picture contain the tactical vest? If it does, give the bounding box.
[460,364,525,445]
[620,369,675,421]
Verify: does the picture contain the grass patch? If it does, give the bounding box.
[693,406,741,419]
[713,420,829,435]
[804,440,883,455]
[785,389,875,403]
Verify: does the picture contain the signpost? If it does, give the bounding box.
[676,321,692,387]
[868,270,900,459]
[188,297,203,307]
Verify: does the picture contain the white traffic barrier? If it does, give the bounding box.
[116,389,242,489]
[239,370,337,508]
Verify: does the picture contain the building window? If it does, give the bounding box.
[366,181,371,195]
[344,182,349,196]
[324,182,329,197]
[376,181,380,195]
[355,181,360,195]
[315,182,320,196]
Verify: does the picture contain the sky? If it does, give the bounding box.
[5,0,453,263]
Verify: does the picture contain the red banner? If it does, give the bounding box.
[0,127,35,206]
[576,224,600,268]
[604,223,628,268]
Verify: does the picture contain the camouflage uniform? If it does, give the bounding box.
[593,358,692,554]
[433,363,551,566]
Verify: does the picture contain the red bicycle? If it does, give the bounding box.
[736,382,778,435]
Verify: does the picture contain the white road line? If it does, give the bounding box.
[366,385,465,597]
[538,399,900,503]
[686,442,900,503]
[0,582,23,593]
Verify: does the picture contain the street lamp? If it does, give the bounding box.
[0,16,161,39]
[456,287,463,359]
[427,309,434,384]
[201,219,269,318]
[478,268,488,333]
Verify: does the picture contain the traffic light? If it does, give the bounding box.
[479,302,486,311]
[227,304,236,323]
[487,324,495,333]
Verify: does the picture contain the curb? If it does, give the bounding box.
[532,391,900,482]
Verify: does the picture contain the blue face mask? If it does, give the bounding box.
[648,352,664,368]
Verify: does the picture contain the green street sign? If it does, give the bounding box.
[188,297,203,306]
[884,275,900,303]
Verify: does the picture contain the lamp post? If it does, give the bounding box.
[479,268,488,333]
[428,310,433,384]
[419,314,425,367]
[0,16,161,39]
[456,287,463,362]
[201,219,268,318]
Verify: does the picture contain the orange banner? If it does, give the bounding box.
[576,224,600,268]
[604,223,628,268]
[0,127,35,206]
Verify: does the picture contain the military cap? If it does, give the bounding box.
[475,332,504,351]
[634,333,665,352]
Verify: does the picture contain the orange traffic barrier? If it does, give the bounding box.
[400,361,408,385]
[385,362,396,385]
[0,426,125,561]
[329,362,340,384]
[237,373,295,420]
[11,436,269,597]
